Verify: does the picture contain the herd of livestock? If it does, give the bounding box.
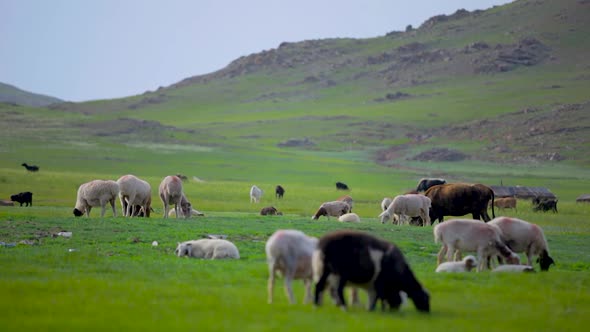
[3,170,568,313]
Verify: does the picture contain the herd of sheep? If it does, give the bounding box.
[7,173,558,313]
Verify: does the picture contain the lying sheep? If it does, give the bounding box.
[116,174,152,218]
[435,255,477,273]
[159,175,191,219]
[73,180,119,217]
[492,265,535,273]
[168,207,205,217]
[434,218,520,271]
[312,201,351,220]
[488,216,555,271]
[379,194,431,226]
[175,239,240,259]
[266,229,318,304]
[260,206,282,216]
[338,213,360,223]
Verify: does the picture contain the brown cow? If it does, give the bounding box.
[424,183,495,224]
[493,197,517,211]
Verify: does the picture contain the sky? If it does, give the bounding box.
[1,0,513,102]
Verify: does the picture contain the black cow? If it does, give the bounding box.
[275,185,285,199]
[10,192,33,206]
[416,178,446,192]
[313,230,430,313]
[425,183,495,224]
[336,182,350,191]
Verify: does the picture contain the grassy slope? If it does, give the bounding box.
[0,82,63,107]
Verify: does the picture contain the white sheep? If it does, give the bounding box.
[379,194,431,226]
[159,175,191,219]
[250,185,263,203]
[434,218,521,271]
[175,239,240,259]
[492,265,535,273]
[488,216,555,271]
[116,174,152,217]
[311,201,351,220]
[168,207,205,217]
[435,255,477,273]
[266,229,318,304]
[381,197,392,211]
[338,213,361,223]
[73,180,119,217]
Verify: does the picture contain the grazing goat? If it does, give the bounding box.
[159,175,191,219]
[435,255,477,273]
[488,216,555,271]
[175,239,240,259]
[10,192,33,207]
[313,230,430,312]
[275,185,285,199]
[434,218,520,271]
[379,194,431,226]
[73,180,119,217]
[250,185,263,203]
[260,206,282,216]
[21,163,39,172]
[116,174,152,218]
[266,230,318,304]
[336,182,349,191]
[312,201,350,220]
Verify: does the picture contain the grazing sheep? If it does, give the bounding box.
[338,213,360,223]
[168,207,205,217]
[73,180,119,217]
[266,229,318,304]
[250,185,263,203]
[116,174,152,218]
[312,201,351,220]
[159,175,191,219]
[336,182,350,191]
[492,265,535,273]
[493,197,517,211]
[379,194,431,226]
[337,195,353,211]
[10,192,33,207]
[435,255,477,273]
[488,216,555,271]
[434,218,520,271]
[175,239,240,259]
[21,163,39,172]
[275,185,285,199]
[381,197,392,211]
[313,230,430,312]
[260,206,282,216]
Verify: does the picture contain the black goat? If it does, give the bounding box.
[275,185,285,199]
[21,163,39,172]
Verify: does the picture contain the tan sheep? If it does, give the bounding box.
[116,174,152,218]
[159,176,191,219]
[73,180,119,217]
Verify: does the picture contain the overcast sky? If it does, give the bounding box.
[1,0,512,102]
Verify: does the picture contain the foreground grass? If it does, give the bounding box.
[1,208,589,331]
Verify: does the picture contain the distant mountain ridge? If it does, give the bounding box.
[0,82,62,107]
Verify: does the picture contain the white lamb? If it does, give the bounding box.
[250,185,263,203]
[338,213,361,223]
[492,265,535,273]
[488,216,555,271]
[266,229,318,304]
[175,239,240,259]
[379,194,431,226]
[435,255,477,273]
[116,174,152,218]
[73,180,119,217]
[168,207,205,217]
[159,175,191,219]
[434,218,521,271]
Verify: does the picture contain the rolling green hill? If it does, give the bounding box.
[0,82,62,107]
[1,0,589,198]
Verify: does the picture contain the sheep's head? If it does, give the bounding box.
[537,252,555,271]
[463,255,478,271]
[175,242,191,257]
[73,208,84,217]
[378,211,390,224]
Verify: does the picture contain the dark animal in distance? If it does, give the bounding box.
[532,197,558,213]
[424,183,495,224]
[10,192,33,207]
[260,206,282,216]
[313,230,430,312]
[416,178,446,192]
[275,185,285,199]
[335,182,349,191]
[21,163,39,172]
